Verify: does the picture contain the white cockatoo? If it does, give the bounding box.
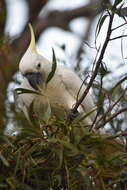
[16,24,96,126]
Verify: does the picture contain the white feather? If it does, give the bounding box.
[17,24,96,126]
[18,63,96,125]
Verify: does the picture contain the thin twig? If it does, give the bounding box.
[76,74,89,103]
[95,87,127,127]
[95,106,127,130]
[112,22,127,31]
[110,35,127,41]
[91,45,101,73]
[106,131,127,140]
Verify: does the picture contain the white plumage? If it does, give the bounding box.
[17,24,96,125]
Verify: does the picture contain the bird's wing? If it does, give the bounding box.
[59,66,96,121]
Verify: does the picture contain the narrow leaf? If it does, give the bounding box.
[42,100,51,123]
[74,107,97,122]
[14,151,21,175]
[14,88,42,96]
[120,7,127,17]
[110,76,127,94]
[46,48,57,84]
[0,152,10,167]
[115,0,123,6]
[28,101,39,126]
[96,14,108,39]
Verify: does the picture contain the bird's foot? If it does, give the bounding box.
[67,109,79,121]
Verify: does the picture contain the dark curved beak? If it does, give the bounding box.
[24,72,43,90]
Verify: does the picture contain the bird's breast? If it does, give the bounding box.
[44,76,77,112]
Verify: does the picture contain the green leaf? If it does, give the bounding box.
[110,75,127,94]
[28,101,39,125]
[14,88,42,96]
[108,152,127,162]
[14,151,21,175]
[74,107,97,122]
[59,140,79,157]
[99,63,110,78]
[53,148,63,169]
[0,152,10,167]
[6,177,17,189]
[17,183,33,190]
[42,100,51,123]
[120,7,127,17]
[95,14,108,39]
[52,174,62,188]
[114,0,123,6]
[0,184,8,188]
[46,48,57,85]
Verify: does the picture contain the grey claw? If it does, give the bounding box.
[68,110,79,121]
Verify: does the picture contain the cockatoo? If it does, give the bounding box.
[16,24,96,126]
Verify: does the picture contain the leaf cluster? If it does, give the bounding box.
[0,117,127,190]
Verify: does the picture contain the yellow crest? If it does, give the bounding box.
[28,23,37,53]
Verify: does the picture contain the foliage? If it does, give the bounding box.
[0,117,127,190]
[46,48,57,85]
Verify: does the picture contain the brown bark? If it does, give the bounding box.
[0,0,6,36]
[0,0,7,129]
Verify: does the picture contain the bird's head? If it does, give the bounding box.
[19,24,51,90]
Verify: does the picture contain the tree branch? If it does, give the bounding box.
[112,22,127,31]
[95,106,127,130]
[12,0,110,51]
[110,35,127,41]
[27,0,48,24]
[0,0,6,36]
[71,12,114,116]
[75,17,95,72]
[95,87,127,127]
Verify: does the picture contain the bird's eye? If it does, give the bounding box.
[37,63,41,69]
